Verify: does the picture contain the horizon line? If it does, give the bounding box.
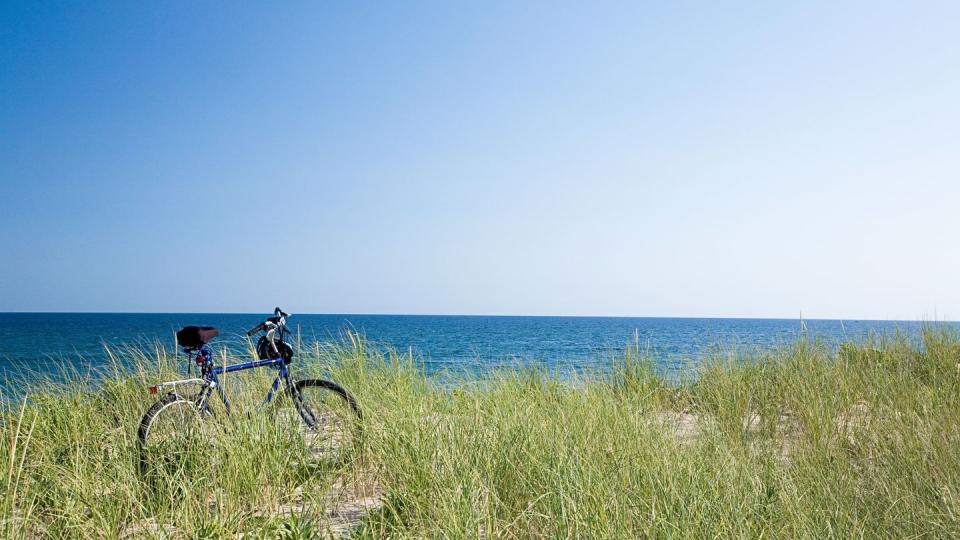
[0,310,956,324]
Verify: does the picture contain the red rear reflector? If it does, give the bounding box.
[148,386,158,395]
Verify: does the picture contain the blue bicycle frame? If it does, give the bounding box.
[150,344,303,419]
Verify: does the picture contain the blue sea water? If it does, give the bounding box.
[0,313,956,384]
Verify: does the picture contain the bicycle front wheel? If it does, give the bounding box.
[288,379,361,463]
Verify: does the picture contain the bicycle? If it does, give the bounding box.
[137,307,361,475]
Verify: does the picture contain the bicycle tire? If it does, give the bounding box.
[137,392,205,476]
[287,379,362,462]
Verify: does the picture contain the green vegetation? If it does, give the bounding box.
[3,329,960,538]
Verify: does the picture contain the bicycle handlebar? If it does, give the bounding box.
[246,307,291,336]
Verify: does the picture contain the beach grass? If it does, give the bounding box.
[2,328,960,538]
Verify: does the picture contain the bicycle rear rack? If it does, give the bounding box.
[148,378,213,395]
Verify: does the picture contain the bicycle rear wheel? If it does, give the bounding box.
[287,379,361,463]
[137,393,208,476]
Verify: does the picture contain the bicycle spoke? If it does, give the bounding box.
[139,394,214,478]
[286,381,359,465]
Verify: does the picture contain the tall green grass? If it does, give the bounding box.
[2,329,959,538]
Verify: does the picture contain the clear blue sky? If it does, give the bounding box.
[1,1,958,319]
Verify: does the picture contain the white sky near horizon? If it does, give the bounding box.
[1,1,958,320]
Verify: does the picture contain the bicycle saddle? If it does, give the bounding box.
[176,326,219,348]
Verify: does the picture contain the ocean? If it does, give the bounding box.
[0,312,955,384]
